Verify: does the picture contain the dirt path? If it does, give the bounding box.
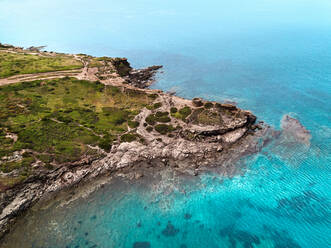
[0,69,84,86]
[0,50,90,86]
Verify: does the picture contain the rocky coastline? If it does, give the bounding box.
[0,45,271,240]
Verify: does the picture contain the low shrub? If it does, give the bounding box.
[148,93,159,100]
[98,135,114,151]
[154,124,174,135]
[179,106,192,117]
[145,112,171,125]
[147,102,162,110]
[204,102,214,109]
[171,106,192,121]
[146,126,153,132]
[120,133,137,142]
[128,120,139,128]
[170,107,177,113]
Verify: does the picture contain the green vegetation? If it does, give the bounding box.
[0,129,14,158]
[145,111,171,125]
[120,133,138,142]
[190,108,223,126]
[148,93,159,100]
[128,120,139,128]
[145,115,156,125]
[0,175,28,191]
[97,134,115,152]
[170,107,178,113]
[146,102,162,110]
[0,77,154,179]
[89,57,106,68]
[146,126,153,132]
[154,124,175,135]
[179,106,192,117]
[204,102,214,109]
[171,106,192,121]
[0,51,83,78]
[192,98,203,107]
[111,58,132,77]
[0,156,35,173]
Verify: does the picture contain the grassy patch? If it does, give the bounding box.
[89,57,105,67]
[0,156,35,173]
[0,77,154,175]
[0,175,28,191]
[171,106,192,121]
[0,128,15,157]
[194,109,223,125]
[0,51,83,78]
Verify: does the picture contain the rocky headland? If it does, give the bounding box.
[0,44,272,240]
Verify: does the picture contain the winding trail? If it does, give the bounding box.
[0,69,83,86]
[0,51,92,86]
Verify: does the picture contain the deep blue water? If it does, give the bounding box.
[1,0,331,247]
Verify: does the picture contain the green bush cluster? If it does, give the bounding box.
[98,134,115,152]
[120,133,138,142]
[170,107,178,113]
[128,120,139,128]
[146,126,153,132]
[148,93,159,100]
[171,106,192,121]
[179,106,192,117]
[154,124,175,135]
[146,102,162,110]
[145,111,171,125]
[204,102,214,109]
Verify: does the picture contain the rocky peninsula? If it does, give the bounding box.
[0,44,268,239]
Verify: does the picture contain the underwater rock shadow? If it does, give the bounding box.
[161,221,180,237]
[267,114,312,167]
[219,224,302,248]
[184,213,192,220]
[219,225,260,248]
[133,241,151,248]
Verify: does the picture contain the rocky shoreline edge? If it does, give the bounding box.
[0,45,274,240]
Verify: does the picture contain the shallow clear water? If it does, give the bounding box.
[1,0,331,247]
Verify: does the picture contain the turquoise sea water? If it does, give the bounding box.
[1,0,331,247]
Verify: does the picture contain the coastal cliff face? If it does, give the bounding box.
[0,45,267,239]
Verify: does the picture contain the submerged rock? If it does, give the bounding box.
[281,114,311,145]
[184,213,192,220]
[162,221,180,237]
[263,114,312,166]
[133,241,151,248]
